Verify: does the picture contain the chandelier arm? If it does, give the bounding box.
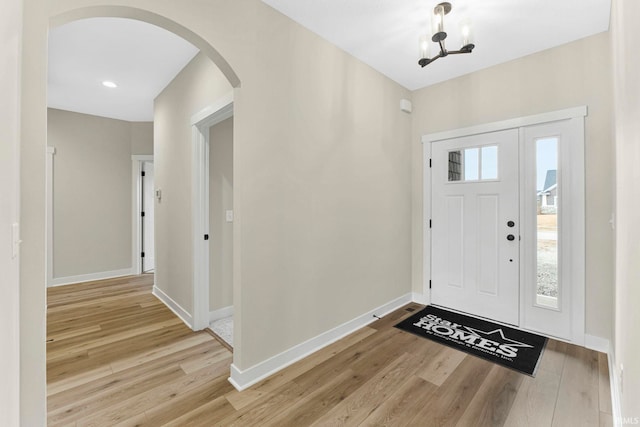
[418,51,445,68]
[438,39,447,56]
[431,52,444,62]
[447,49,473,55]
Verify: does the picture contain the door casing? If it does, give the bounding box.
[191,91,234,331]
[132,154,154,275]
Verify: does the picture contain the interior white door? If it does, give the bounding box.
[431,129,520,325]
[142,162,155,272]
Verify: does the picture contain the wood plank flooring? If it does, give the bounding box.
[47,275,612,426]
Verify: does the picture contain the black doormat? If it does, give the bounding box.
[395,306,547,376]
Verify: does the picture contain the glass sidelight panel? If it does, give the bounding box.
[536,137,559,309]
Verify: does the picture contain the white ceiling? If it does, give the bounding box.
[48,2,611,121]
[48,18,198,122]
[262,0,611,90]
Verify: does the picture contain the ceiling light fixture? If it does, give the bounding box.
[418,2,475,67]
[102,80,118,88]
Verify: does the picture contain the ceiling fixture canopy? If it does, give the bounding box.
[419,2,475,67]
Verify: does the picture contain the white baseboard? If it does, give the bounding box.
[585,334,610,354]
[228,292,413,391]
[412,292,428,305]
[584,336,621,426]
[608,349,623,427]
[48,268,133,287]
[152,285,193,329]
[210,305,234,323]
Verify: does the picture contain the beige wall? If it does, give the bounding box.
[0,0,22,424]
[48,108,134,278]
[131,121,153,155]
[145,3,413,371]
[209,117,233,311]
[612,0,640,419]
[229,8,412,369]
[154,52,233,313]
[411,32,614,341]
[144,2,412,370]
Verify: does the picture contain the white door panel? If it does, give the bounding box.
[431,129,520,325]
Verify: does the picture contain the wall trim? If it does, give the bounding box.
[190,92,234,126]
[210,305,234,323]
[131,155,154,275]
[421,105,588,144]
[48,268,133,287]
[152,285,193,329]
[46,146,56,287]
[411,292,428,305]
[583,336,621,426]
[584,334,610,354]
[607,349,623,427]
[190,91,234,332]
[228,293,413,391]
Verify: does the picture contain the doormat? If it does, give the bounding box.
[395,306,547,376]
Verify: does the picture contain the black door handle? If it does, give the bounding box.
[507,234,515,241]
[507,221,515,227]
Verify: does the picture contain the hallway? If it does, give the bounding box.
[46,275,234,425]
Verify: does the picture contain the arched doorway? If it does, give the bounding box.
[36,6,243,423]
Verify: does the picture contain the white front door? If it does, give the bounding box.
[431,129,520,325]
[142,161,155,272]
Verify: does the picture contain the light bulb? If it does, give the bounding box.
[460,20,474,48]
[419,35,431,60]
[431,4,448,42]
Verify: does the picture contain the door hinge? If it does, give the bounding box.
[204,234,209,241]
[141,211,145,217]
[141,171,146,177]
[429,280,432,289]
[141,251,145,257]
[429,158,432,168]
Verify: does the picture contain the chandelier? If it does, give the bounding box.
[418,2,475,67]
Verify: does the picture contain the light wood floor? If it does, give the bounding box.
[47,275,612,426]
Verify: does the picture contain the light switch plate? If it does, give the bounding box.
[225,210,234,222]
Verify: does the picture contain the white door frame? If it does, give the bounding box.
[132,155,154,275]
[422,106,586,344]
[190,92,234,331]
[46,146,56,286]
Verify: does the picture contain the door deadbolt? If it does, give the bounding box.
[507,220,515,227]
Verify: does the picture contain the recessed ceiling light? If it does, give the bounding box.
[102,81,118,88]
